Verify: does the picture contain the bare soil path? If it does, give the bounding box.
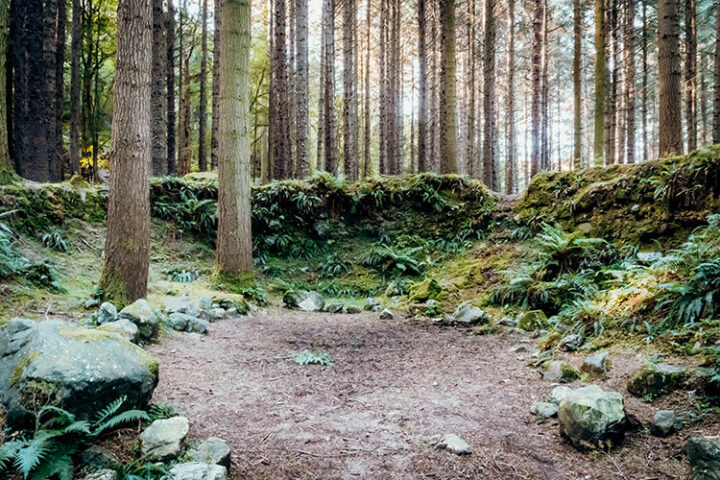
[149,310,698,480]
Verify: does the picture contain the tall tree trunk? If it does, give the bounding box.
[378,0,387,174]
[166,0,177,174]
[531,0,543,176]
[287,0,296,176]
[642,0,648,160]
[322,0,337,174]
[572,0,582,169]
[605,0,617,165]
[295,0,308,177]
[700,52,708,145]
[0,0,10,177]
[465,0,475,177]
[198,0,208,171]
[439,0,457,174]
[100,0,152,306]
[343,0,358,180]
[540,0,550,170]
[428,3,438,172]
[54,0,66,180]
[215,0,253,283]
[362,0,371,177]
[211,0,221,170]
[152,0,168,176]
[315,3,325,172]
[177,0,185,169]
[625,0,635,163]
[505,0,515,193]
[69,0,82,175]
[715,0,720,144]
[684,0,696,151]
[482,0,496,188]
[271,0,290,179]
[658,0,683,155]
[593,0,606,166]
[179,53,192,175]
[417,0,427,172]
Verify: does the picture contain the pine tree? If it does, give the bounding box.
[100,0,153,305]
[505,0,516,193]
[684,0,697,151]
[658,0,683,155]
[322,0,337,174]
[417,0,428,173]
[295,0,309,177]
[439,0,457,174]
[343,0,358,180]
[625,0,635,163]
[69,0,83,176]
[167,0,177,174]
[593,0,606,166]
[199,0,209,171]
[152,0,168,176]
[531,0,543,176]
[715,0,720,144]
[572,0,582,169]
[0,0,10,178]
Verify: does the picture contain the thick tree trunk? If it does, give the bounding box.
[465,0,475,177]
[167,0,176,174]
[658,0,683,155]
[316,4,325,172]
[531,0,543,176]
[604,0,617,165]
[100,0,152,306]
[362,0,371,177]
[54,0,66,181]
[378,0,387,174]
[417,0,427,173]
[69,0,82,175]
[439,0,457,174]
[215,0,253,282]
[684,0,696,151]
[505,0,515,193]
[540,0,550,170]
[295,0,308,177]
[343,0,358,180]
[715,0,720,144]
[198,0,208,171]
[482,0,496,188]
[593,0,606,166]
[0,0,10,177]
[152,0,168,176]
[642,0,648,160]
[322,0,337,174]
[572,0,582,169]
[211,0,220,170]
[625,0,635,163]
[271,0,290,179]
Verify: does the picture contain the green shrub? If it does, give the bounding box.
[41,232,69,253]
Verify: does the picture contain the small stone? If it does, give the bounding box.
[531,402,559,418]
[208,308,227,321]
[379,309,394,320]
[97,319,139,343]
[580,351,610,377]
[187,317,209,334]
[85,298,101,310]
[140,416,190,461]
[543,361,579,383]
[326,303,344,314]
[496,317,516,328]
[165,462,227,480]
[83,469,117,480]
[364,298,382,312]
[187,437,231,467]
[118,299,163,340]
[80,445,120,470]
[451,304,488,325]
[627,363,688,399]
[651,410,681,437]
[345,305,362,314]
[433,434,472,456]
[687,436,720,480]
[168,312,193,332]
[558,334,584,352]
[509,344,528,353]
[549,386,572,405]
[283,290,326,312]
[97,302,118,325]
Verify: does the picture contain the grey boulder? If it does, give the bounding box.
[543,361,579,384]
[118,299,163,340]
[531,401,559,418]
[164,462,227,480]
[97,319,139,343]
[140,416,190,461]
[345,305,362,314]
[580,351,610,376]
[97,302,118,325]
[651,409,682,437]
[687,436,720,480]
[187,437,231,467]
[283,290,326,312]
[379,309,394,320]
[627,363,688,398]
[558,334,584,352]
[451,304,488,325]
[432,434,472,456]
[558,385,627,450]
[83,469,117,480]
[168,313,209,334]
[0,319,158,428]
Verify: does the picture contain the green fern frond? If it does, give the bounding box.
[94,396,127,425]
[93,410,150,436]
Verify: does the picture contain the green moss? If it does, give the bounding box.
[213,269,256,292]
[408,278,442,302]
[11,352,41,387]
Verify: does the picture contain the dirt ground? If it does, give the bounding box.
[149,310,716,480]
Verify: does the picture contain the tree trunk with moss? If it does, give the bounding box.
[0,0,11,181]
[531,0,543,176]
[715,0,720,144]
[100,0,152,306]
[593,0,606,166]
[439,0,457,174]
[572,0,582,169]
[684,0,696,152]
[215,0,253,284]
[482,0,497,189]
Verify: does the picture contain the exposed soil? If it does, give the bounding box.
[149,310,715,480]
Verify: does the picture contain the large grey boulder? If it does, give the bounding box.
[687,436,720,480]
[0,319,158,428]
[283,290,325,312]
[627,363,688,399]
[187,437,231,467]
[580,351,610,377]
[97,319,139,343]
[140,416,190,461]
[558,385,627,450]
[451,304,488,325]
[118,299,163,340]
[164,462,227,480]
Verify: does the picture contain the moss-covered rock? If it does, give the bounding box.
[118,299,163,341]
[627,363,688,399]
[558,385,628,451]
[408,278,442,303]
[516,310,548,331]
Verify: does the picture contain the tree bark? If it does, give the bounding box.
[625,0,635,163]
[362,0,371,177]
[211,0,220,170]
[505,0,515,193]
[198,0,208,171]
[100,0,152,306]
[464,0,475,178]
[572,0,582,169]
[167,0,177,174]
[417,0,427,173]
[531,0,543,176]
[439,0,457,174]
[593,0,606,166]
[684,0,696,151]
[715,0,720,144]
[271,0,290,179]
[604,0,617,165]
[658,0,683,155]
[295,0,308,177]
[152,0,168,176]
[540,0,550,170]
[343,0,358,180]
[69,0,82,175]
[215,0,253,282]
[54,0,66,181]
[0,0,10,177]
[642,0,648,160]
[482,0,496,188]
[322,0,337,174]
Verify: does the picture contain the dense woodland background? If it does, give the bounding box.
[0,0,719,193]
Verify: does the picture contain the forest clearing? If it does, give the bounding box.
[1,0,720,479]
